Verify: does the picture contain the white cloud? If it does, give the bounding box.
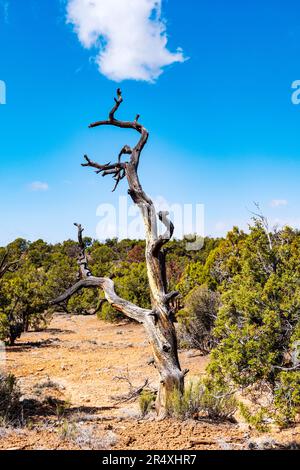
[270,199,288,208]
[28,181,49,192]
[66,0,185,82]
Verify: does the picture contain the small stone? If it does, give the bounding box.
[125,436,135,446]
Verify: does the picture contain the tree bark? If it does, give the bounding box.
[52,90,185,417]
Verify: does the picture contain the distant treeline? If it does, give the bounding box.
[1,220,300,427]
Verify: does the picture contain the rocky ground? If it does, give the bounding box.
[0,314,299,450]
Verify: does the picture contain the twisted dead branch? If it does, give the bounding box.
[52,89,185,417]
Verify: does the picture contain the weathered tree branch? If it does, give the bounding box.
[112,370,151,405]
[87,88,149,171]
[52,221,150,323]
[251,202,273,252]
[74,223,92,279]
[152,211,175,256]
[273,364,300,371]
[164,291,180,304]
[53,90,184,417]
[52,273,150,324]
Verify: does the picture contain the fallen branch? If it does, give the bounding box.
[111,376,151,405]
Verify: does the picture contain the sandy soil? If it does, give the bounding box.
[0,314,299,450]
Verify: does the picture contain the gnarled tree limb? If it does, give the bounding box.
[74,223,92,279]
[151,211,175,256]
[52,266,150,324]
[87,88,149,171]
[53,89,184,418]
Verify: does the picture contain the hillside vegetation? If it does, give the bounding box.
[1,218,300,430]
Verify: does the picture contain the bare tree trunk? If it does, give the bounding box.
[23,311,30,332]
[52,90,186,417]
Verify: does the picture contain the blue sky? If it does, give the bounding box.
[0,0,300,245]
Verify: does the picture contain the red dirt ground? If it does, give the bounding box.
[1,314,299,450]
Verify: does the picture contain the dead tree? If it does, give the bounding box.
[52,89,187,417]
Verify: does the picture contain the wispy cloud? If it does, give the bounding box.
[270,199,288,208]
[28,181,49,192]
[66,0,185,82]
[0,0,9,24]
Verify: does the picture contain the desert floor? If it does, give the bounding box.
[1,313,299,450]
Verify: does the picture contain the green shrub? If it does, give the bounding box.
[204,222,300,427]
[177,286,221,354]
[274,371,300,428]
[239,402,270,432]
[166,381,201,419]
[139,390,156,417]
[98,301,124,322]
[166,379,237,421]
[68,289,99,315]
[0,261,52,344]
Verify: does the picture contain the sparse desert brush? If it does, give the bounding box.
[247,437,300,450]
[166,378,237,422]
[75,426,117,450]
[177,286,221,354]
[139,390,156,417]
[33,377,62,393]
[44,396,71,418]
[58,420,117,450]
[58,419,78,441]
[166,382,199,419]
[0,372,22,425]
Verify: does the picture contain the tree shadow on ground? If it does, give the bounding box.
[7,338,61,352]
[21,397,117,420]
[44,328,76,335]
